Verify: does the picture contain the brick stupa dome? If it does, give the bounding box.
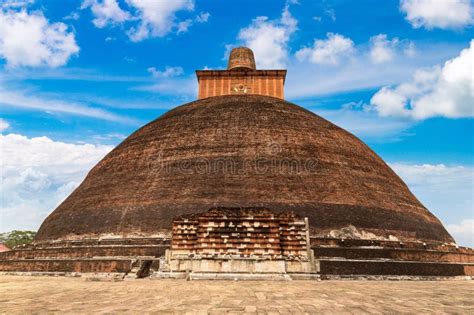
[36,95,454,244]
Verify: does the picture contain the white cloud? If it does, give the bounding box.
[0,8,79,67]
[325,8,336,21]
[370,34,399,63]
[0,118,10,132]
[147,66,184,78]
[63,11,80,21]
[0,86,133,123]
[126,0,194,41]
[296,33,354,65]
[174,11,209,35]
[400,0,474,29]
[177,19,193,34]
[284,42,461,99]
[389,163,474,247]
[447,220,474,248]
[81,0,131,28]
[370,40,474,119]
[196,12,210,23]
[368,34,416,64]
[237,5,297,68]
[134,75,196,99]
[0,133,113,232]
[92,133,126,142]
[316,104,412,140]
[1,0,33,9]
[404,41,417,57]
[81,0,203,41]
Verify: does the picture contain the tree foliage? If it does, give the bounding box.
[0,230,36,249]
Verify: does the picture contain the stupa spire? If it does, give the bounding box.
[196,46,287,99]
[227,47,256,70]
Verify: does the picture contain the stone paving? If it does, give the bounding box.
[0,275,473,314]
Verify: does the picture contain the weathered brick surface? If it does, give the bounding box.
[319,259,472,276]
[0,237,169,273]
[310,237,474,253]
[171,207,308,258]
[0,259,132,273]
[314,247,474,263]
[31,238,170,248]
[34,95,455,243]
[0,245,167,259]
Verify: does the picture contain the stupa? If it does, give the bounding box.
[1,47,472,279]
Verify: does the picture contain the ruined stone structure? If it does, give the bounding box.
[0,47,472,279]
[166,208,313,275]
[171,208,309,258]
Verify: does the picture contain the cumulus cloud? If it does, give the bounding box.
[0,118,10,132]
[369,34,417,64]
[0,133,113,232]
[81,0,203,41]
[237,5,297,68]
[296,33,354,65]
[400,0,474,29]
[81,0,131,28]
[233,4,453,100]
[287,44,461,99]
[390,163,474,247]
[370,34,397,63]
[0,8,79,67]
[126,0,194,41]
[370,40,474,119]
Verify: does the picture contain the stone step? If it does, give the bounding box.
[188,272,293,281]
[311,237,472,253]
[0,258,134,273]
[0,245,168,260]
[314,247,474,263]
[318,259,474,277]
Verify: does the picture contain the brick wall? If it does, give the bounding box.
[171,208,308,259]
[196,70,286,99]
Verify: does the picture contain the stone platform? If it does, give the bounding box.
[311,237,474,278]
[0,236,472,279]
[1,276,473,313]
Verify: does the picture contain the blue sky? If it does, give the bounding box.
[0,0,473,246]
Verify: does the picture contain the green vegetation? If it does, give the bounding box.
[0,230,36,249]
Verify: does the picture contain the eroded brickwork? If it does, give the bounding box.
[171,207,308,259]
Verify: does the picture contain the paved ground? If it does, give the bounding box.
[0,276,473,314]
